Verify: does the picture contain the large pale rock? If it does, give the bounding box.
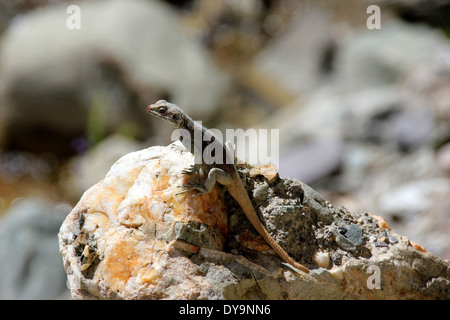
[59,142,450,299]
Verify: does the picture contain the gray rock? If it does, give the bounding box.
[345,224,363,247]
[339,87,434,151]
[385,107,434,151]
[375,241,389,248]
[335,234,357,252]
[333,21,449,92]
[0,0,59,32]
[300,181,334,225]
[0,198,70,299]
[390,237,399,244]
[173,220,226,251]
[260,196,314,262]
[253,183,269,202]
[376,178,450,257]
[279,139,344,184]
[377,178,450,216]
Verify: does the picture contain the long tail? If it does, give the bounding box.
[228,181,310,274]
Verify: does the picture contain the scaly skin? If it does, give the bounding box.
[147,100,309,274]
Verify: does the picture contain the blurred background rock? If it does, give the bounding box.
[0,0,448,299]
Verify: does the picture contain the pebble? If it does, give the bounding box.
[390,236,399,244]
[313,250,331,269]
[336,234,357,252]
[253,183,269,202]
[345,224,363,246]
[375,241,389,248]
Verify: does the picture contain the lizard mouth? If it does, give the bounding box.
[147,104,165,118]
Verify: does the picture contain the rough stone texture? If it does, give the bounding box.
[59,143,450,299]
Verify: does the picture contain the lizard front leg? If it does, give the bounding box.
[178,167,233,196]
[181,163,201,176]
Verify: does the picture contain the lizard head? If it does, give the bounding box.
[147,100,185,127]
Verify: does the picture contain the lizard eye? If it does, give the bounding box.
[158,106,167,113]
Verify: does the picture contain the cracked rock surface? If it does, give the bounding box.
[59,142,449,299]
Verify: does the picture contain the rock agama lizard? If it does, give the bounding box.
[147,100,309,274]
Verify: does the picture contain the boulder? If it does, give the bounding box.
[58,142,449,299]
